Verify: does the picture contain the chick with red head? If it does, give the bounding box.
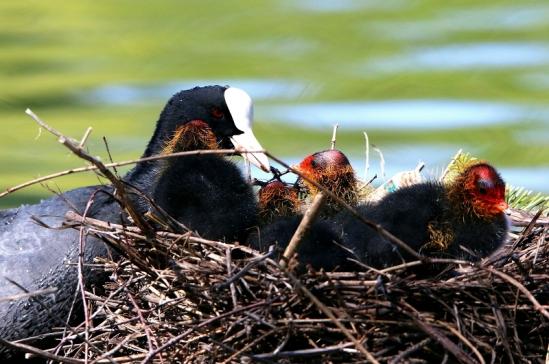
[336,162,509,269]
[257,180,300,224]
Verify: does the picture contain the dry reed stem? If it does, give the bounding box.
[280,192,327,268]
[0,148,264,199]
[330,123,339,150]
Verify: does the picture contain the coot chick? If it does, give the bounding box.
[248,150,359,271]
[295,149,358,215]
[257,180,300,224]
[337,162,509,269]
[0,85,268,359]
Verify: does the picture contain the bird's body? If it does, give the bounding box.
[337,163,509,269]
[150,153,257,241]
[248,215,352,271]
[0,85,268,358]
[0,187,118,342]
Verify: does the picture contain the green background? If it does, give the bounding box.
[1,0,548,207]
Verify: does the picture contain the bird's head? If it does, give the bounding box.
[151,85,269,171]
[451,163,508,218]
[295,149,358,206]
[258,180,300,222]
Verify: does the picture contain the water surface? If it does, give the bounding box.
[261,99,549,129]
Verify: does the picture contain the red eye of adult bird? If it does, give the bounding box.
[211,106,224,119]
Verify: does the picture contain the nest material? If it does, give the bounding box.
[9,111,548,362]
[24,210,548,364]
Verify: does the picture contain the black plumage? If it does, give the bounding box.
[150,152,257,241]
[0,85,266,359]
[247,216,354,271]
[336,163,509,269]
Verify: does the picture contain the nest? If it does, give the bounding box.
[3,115,548,362]
[18,209,546,364]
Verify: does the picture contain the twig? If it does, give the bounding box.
[363,131,370,181]
[398,302,477,364]
[372,146,385,179]
[77,194,98,363]
[215,251,274,290]
[0,288,57,303]
[330,123,339,150]
[444,324,485,364]
[127,291,158,358]
[533,228,547,265]
[225,247,239,309]
[0,149,262,199]
[25,108,152,236]
[140,301,268,364]
[0,338,83,364]
[280,192,327,268]
[79,127,93,148]
[389,338,431,364]
[252,341,355,359]
[484,266,549,320]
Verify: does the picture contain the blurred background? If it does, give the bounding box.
[1,0,548,208]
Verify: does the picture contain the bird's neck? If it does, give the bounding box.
[125,120,219,187]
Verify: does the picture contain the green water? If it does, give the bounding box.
[1,1,548,207]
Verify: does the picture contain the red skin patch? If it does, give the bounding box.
[294,149,358,208]
[297,150,352,180]
[453,163,508,218]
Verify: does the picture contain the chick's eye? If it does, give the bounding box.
[211,107,224,119]
[310,159,317,168]
[477,180,492,195]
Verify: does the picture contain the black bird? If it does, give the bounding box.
[0,85,269,359]
[248,150,358,271]
[336,162,509,269]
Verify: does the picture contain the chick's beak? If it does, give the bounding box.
[225,87,270,172]
[496,201,509,212]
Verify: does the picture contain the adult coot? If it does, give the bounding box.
[0,85,268,359]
